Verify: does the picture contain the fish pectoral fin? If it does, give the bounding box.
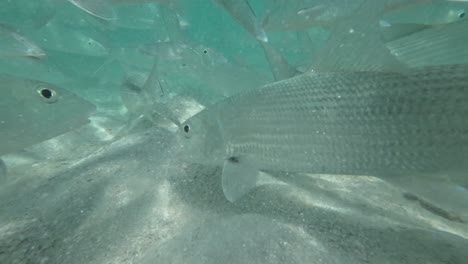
[222,156,261,202]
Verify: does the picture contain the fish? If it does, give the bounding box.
[0,23,46,59]
[212,0,268,42]
[383,0,468,25]
[311,0,406,72]
[0,75,96,156]
[177,64,468,202]
[385,19,468,67]
[212,0,298,80]
[31,16,109,57]
[262,0,452,32]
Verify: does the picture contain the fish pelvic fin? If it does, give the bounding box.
[222,156,260,202]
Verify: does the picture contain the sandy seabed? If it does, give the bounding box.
[1,113,468,264]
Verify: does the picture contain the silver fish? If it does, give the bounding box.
[262,0,448,32]
[32,16,109,57]
[0,23,46,59]
[211,0,298,80]
[178,64,468,202]
[0,75,96,156]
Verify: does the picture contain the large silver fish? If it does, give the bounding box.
[178,64,468,202]
[0,75,96,156]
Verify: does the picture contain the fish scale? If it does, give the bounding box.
[179,64,468,201]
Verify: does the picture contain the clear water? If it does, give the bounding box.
[0,1,467,263]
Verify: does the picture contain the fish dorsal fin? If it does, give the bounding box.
[222,156,261,202]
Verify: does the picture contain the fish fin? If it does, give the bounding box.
[143,57,181,126]
[67,0,116,21]
[212,0,268,42]
[386,19,468,67]
[260,41,300,81]
[222,156,261,202]
[403,192,467,224]
[380,21,429,41]
[160,4,186,43]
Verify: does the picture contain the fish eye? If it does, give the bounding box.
[183,124,190,133]
[459,11,465,19]
[37,87,58,103]
[203,49,208,54]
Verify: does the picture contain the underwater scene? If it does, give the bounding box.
[1,0,468,263]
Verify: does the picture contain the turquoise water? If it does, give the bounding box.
[1,1,468,263]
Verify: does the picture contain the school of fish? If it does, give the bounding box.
[0,0,467,215]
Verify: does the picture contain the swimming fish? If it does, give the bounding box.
[262,0,453,32]
[31,16,109,57]
[0,23,46,59]
[212,0,298,80]
[383,0,467,25]
[178,64,468,202]
[0,75,96,156]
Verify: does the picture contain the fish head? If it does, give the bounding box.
[177,109,225,165]
[0,76,96,155]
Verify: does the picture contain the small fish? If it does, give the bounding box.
[383,0,468,25]
[262,0,448,32]
[32,17,109,57]
[212,0,268,42]
[212,0,297,80]
[178,64,468,202]
[119,61,205,134]
[0,24,45,59]
[0,75,96,156]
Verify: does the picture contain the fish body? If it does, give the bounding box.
[0,24,46,59]
[179,65,468,202]
[262,0,451,32]
[383,0,468,25]
[32,18,109,57]
[0,75,96,156]
[211,0,298,80]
